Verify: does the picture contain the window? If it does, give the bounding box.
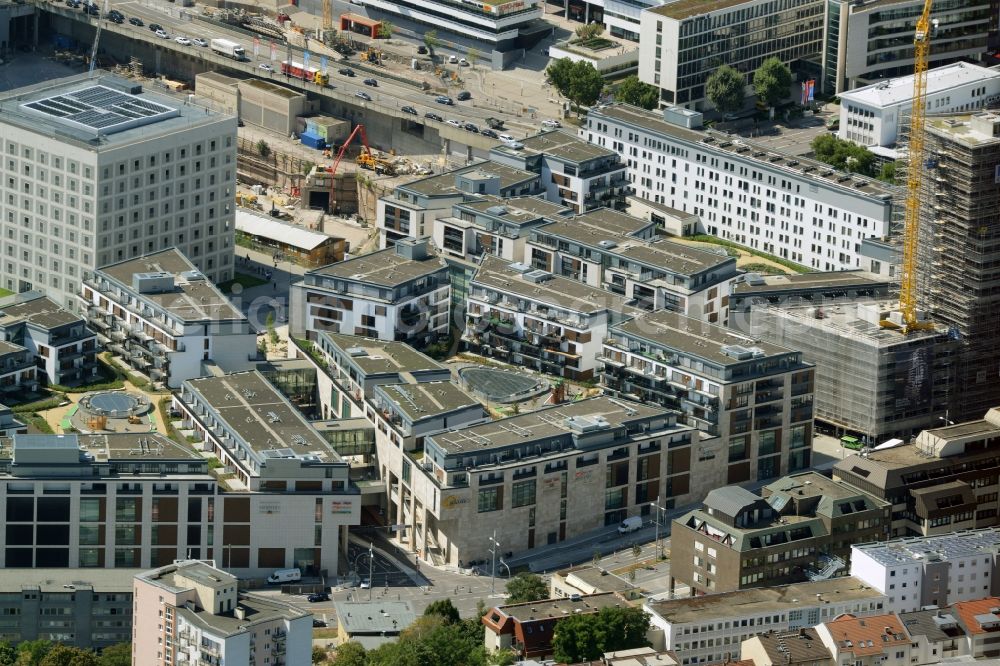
[512,480,536,508]
[478,488,501,513]
[728,436,748,462]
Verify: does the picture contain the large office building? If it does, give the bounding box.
[289,239,451,346]
[833,408,1000,538]
[582,105,895,271]
[637,0,826,109]
[172,370,360,575]
[600,309,815,493]
[0,74,237,308]
[82,248,256,388]
[133,560,312,666]
[822,0,996,95]
[917,113,1000,422]
[669,472,889,596]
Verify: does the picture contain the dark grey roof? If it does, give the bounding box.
[703,486,762,516]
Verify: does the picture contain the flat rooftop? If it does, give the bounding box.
[0,294,84,331]
[183,371,341,462]
[0,432,200,463]
[334,601,416,634]
[501,130,620,164]
[926,113,1000,148]
[472,255,636,316]
[0,568,142,593]
[457,196,555,227]
[97,248,244,323]
[309,246,445,287]
[853,528,1000,567]
[179,592,308,636]
[733,271,888,295]
[590,105,894,198]
[375,382,480,421]
[399,162,537,197]
[493,592,628,623]
[0,340,24,357]
[0,74,231,146]
[557,208,654,238]
[241,78,303,99]
[322,333,445,377]
[757,300,947,344]
[840,63,1000,109]
[428,396,670,455]
[648,0,766,19]
[645,577,884,623]
[611,309,795,366]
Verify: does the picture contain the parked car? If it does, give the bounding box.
[355,91,372,101]
[359,579,371,589]
[417,45,428,54]
[459,57,469,66]
[447,54,458,63]
[435,95,453,105]
[456,91,471,101]
[424,112,443,122]
[155,29,169,39]
[339,67,355,77]
[463,122,479,133]
[307,592,330,603]
[481,129,499,139]
[445,119,462,127]
[175,36,191,46]
[192,38,208,47]
[312,619,327,628]
[363,78,378,87]
[401,106,418,115]
[65,0,81,8]
[128,16,143,25]
[498,133,516,143]
[541,119,562,129]
[258,63,273,71]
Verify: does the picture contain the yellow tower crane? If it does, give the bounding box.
[893,0,937,334]
[322,0,333,34]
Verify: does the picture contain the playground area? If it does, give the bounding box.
[66,390,156,434]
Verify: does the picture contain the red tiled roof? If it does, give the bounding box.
[823,613,909,656]
[951,597,1000,635]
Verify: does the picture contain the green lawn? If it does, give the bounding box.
[217,272,269,293]
[0,288,12,298]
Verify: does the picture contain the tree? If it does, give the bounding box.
[466,47,479,70]
[706,64,745,115]
[312,645,329,663]
[377,21,393,39]
[0,642,14,666]
[615,75,659,110]
[878,160,897,184]
[810,134,876,176]
[505,573,548,604]
[38,646,99,666]
[256,139,271,158]
[424,598,461,625]
[574,22,604,40]
[95,644,130,666]
[423,30,440,60]
[547,59,604,115]
[753,57,792,111]
[546,58,575,95]
[552,612,606,664]
[16,641,53,666]
[329,642,367,666]
[597,606,650,653]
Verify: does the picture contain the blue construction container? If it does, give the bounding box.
[300,132,326,150]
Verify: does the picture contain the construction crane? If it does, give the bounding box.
[893,0,938,334]
[322,0,333,34]
[326,124,395,212]
[88,0,110,75]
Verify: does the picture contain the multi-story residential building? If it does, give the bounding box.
[289,239,451,346]
[833,409,1000,538]
[814,613,912,666]
[81,248,255,388]
[0,292,98,386]
[899,607,969,664]
[483,593,631,660]
[0,341,37,394]
[524,208,738,323]
[0,404,25,436]
[739,628,833,666]
[172,370,360,575]
[378,163,541,249]
[400,397,693,565]
[739,300,957,442]
[850,529,1000,613]
[669,472,889,596]
[464,255,639,381]
[0,74,236,308]
[0,569,136,649]
[351,0,545,63]
[637,0,826,109]
[582,105,896,270]
[600,308,815,492]
[644,577,885,665]
[133,560,312,666]
[837,63,1000,147]
[917,113,1000,422]
[950,597,1000,659]
[822,0,996,95]
[490,132,630,213]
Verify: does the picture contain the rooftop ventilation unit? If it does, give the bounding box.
[132,272,174,294]
[522,270,552,284]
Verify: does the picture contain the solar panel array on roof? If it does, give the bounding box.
[20,85,179,135]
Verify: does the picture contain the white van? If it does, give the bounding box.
[618,516,643,535]
[267,568,301,584]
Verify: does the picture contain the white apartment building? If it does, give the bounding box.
[822,0,996,95]
[133,560,312,666]
[583,104,896,270]
[851,529,1000,613]
[82,248,255,388]
[839,63,1000,147]
[464,255,639,381]
[0,74,237,308]
[637,0,826,109]
[290,239,451,346]
[645,577,888,665]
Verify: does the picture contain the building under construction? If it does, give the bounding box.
[744,300,956,443]
[917,113,1000,422]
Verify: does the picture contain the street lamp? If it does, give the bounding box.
[499,557,511,579]
[489,529,501,595]
[368,542,374,601]
[650,495,665,560]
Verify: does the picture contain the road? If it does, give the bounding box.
[44,0,541,138]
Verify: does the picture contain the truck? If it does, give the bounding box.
[211,38,246,61]
[617,516,643,535]
[267,568,302,584]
